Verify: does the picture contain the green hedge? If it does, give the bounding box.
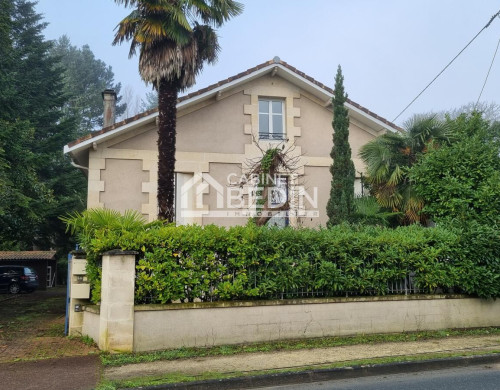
[81,222,500,304]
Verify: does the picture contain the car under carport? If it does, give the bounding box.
[0,251,57,290]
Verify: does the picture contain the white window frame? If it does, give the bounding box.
[269,175,288,208]
[258,98,285,140]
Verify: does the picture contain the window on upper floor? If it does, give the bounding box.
[259,99,285,140]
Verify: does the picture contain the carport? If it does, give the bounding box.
[0,251,57,290]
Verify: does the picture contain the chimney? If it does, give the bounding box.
[102,89,117,127]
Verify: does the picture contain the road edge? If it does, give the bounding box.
[131,353,500,390]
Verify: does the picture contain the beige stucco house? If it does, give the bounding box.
[64,58,400,228]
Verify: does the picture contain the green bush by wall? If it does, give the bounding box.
[78,219,499,304]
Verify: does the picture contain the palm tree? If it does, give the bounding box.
[360,115,450,225]
[113,0,243,222]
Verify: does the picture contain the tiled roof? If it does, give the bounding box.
[0,251,57,260]
[67,58,401,149]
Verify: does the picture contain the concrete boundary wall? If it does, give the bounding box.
[80,251,500,353]
[131,296,500,352]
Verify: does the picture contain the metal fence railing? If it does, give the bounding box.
[259,132,286,140]
[137,270,429,304]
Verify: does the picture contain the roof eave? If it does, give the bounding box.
[64,61,400,155]
[64,64,278,156]
[64,110,158,156]
[177,63,400,133]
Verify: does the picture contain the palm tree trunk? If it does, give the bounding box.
[157,78,179,222]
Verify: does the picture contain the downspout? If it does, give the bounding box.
[70,159,89,171]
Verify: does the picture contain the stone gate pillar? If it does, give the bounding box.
[99,250,137,353]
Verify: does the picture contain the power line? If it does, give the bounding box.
[475,36,500,108]
[392,8,500,123]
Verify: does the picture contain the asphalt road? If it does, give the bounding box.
[259,364,500,390]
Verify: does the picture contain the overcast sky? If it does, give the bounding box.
[35,0,500,126]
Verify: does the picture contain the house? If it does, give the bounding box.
[0,251,57,290]
[64,58,400,227]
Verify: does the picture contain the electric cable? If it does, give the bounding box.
[392,8,500,123]
[475,36,500,108]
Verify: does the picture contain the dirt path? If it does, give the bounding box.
[0,288,98,363]
[0,288,100,390]
[105,334,500,381]
[0,355,100,390]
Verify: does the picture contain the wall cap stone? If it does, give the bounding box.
[134,294,471,312]
[84,305,100,314]
[70,249,87,258]
[102,250,139,256]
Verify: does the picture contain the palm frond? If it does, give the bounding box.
[360,138,393,184]
[113,0,139,7]
[352,196,400,226]
[401,185,426,224]
[387,164,403,186]
[113,0,242,87]
[404,114,451,151]
[361,114,449,225]
[374,183,403,211]
[60,208,149,249]
[204,0,244,26]
[192,23,220,63]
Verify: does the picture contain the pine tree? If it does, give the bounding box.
[0,0,48,248]
[0,0,16,119]
[0,0,86,253]
[326,65,355,226]
[0,119,48,249]
[50,36,126,135]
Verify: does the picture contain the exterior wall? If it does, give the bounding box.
[175,172,195,225]
[85,74,381,226]
[109,123,157,151]
[300,166,330,227]
[202,162,247,227]
[176,91,251,154]
[82,309,100,344]
[293,94,332,157]
[294,93,373,173]
[100,159,149,215]
[349,122,379,160]
[131,297,500,352]
[108,91,252,154]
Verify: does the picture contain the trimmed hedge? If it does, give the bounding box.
[82,222,500,304]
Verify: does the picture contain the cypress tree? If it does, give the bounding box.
[326,65,355,226]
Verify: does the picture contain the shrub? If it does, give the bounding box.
[443,219,500,299]
[410,113,500,225]
[63,210,500,304]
